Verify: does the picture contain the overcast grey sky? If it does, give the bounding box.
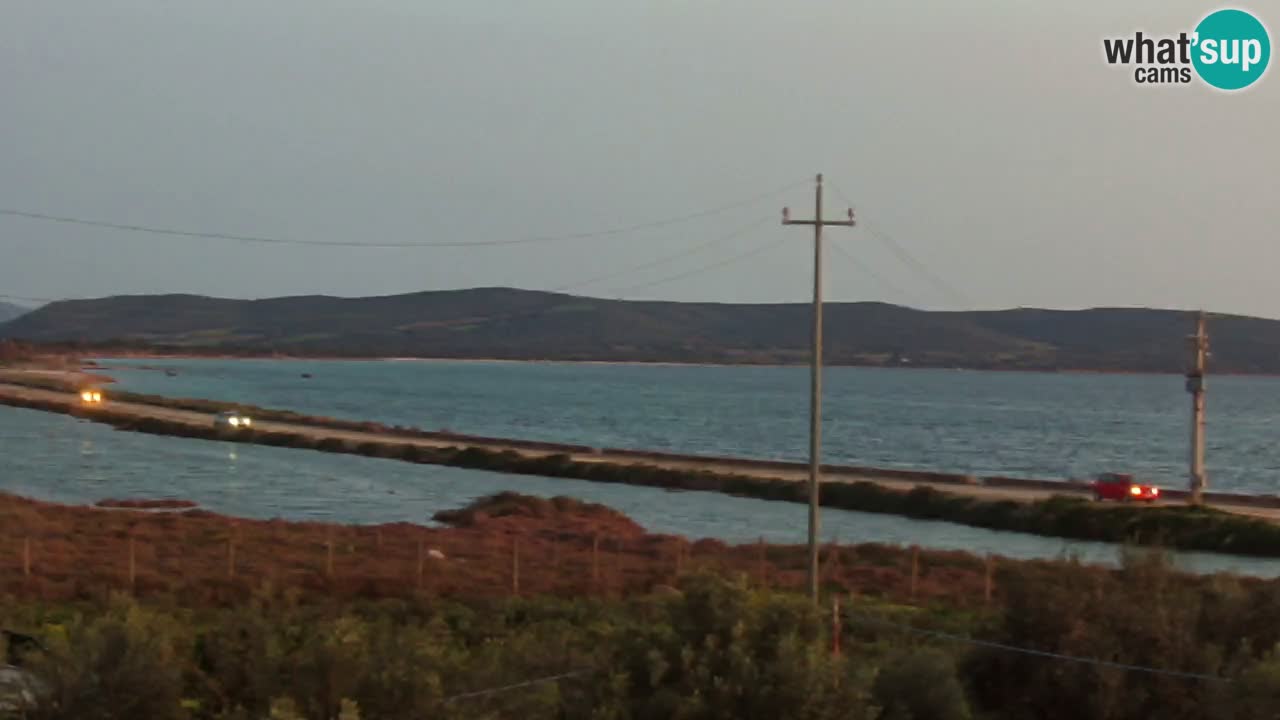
[1,1,1276,315]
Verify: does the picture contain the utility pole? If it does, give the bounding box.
[783,173,855,603]
[1186,310,1208,505]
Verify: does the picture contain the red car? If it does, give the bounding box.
[1091,473,1160,502]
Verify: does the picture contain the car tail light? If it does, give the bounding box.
[1151,488,1159,496]
[1130,486,1141,496]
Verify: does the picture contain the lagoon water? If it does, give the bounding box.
[93,358,1280,493]
[5,358,1280,576]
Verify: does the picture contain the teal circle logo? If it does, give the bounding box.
[1192,9,1271,90]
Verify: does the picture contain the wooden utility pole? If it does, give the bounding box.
[1187,311,1209,504]
[783,173,855,603]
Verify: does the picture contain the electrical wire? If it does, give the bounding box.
[605,231,787,296]
[1,219,775,309]
[828,241,917,307]
[442,669,591,703]
[846,610,1230,683]
[353,611,1234,707]
[0,179,808,250]
[0,293,55,305]
[861,222,973,307]
[826,180,974,307]
[549,216,774,294]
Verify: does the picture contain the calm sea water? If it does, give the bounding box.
[94,358,1280,494]
[4,402,1280,577]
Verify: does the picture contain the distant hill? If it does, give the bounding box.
[0,287,1273,372]
[0,301,30,324]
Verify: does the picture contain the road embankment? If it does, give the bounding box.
[4,374,1280,557]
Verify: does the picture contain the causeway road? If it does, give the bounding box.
[3,379,1279,523]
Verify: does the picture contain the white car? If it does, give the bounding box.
[213,410,253,430]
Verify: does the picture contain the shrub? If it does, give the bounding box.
[579,573,868,720]
[872,649,971,720]
[24,596,187,720]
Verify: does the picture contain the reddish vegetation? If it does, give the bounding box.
[433,492,647,539]
[95,498,199,510]
[0,491,1011,607]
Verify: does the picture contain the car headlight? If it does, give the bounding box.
[242,417,252,427]
[1129,486,1141,496]
[93,393,102,402]
[81,391,92,402]
[229,417,240,427]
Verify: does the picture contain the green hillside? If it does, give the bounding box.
[0,287,1264,372]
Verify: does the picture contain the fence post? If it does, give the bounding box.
[757,537,766,587]
[416,537,425,589]
[591,533,600,593]
[326,525,335,579]
[512,536,520,596]
[984,554,994,605]
[128,536,137,594]
[832,596,841,657]
[909,546,920,600]
[23,537,31,578]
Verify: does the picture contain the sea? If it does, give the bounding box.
[4,358,1280,576]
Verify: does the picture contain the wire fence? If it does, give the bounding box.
[0,510,1005,608]
[0,511,1238,700]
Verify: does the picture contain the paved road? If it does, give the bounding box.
[3,379,1280,523]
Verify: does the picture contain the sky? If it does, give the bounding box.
[1,1,1277,315]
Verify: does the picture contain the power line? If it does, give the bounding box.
[0,179,808,250]
[847,611,1230,683]
[604,231,787,297]
[828,240,917,307]
[442,669,590,703]
[825,180,973,307]
[0,293,55,305]
[861,222,973,307]
[550,216,773,294]
[0,220,774,308]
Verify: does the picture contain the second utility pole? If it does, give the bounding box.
[1187,311,1209,504]
[783,173,855,602]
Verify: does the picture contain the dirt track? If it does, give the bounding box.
[3,379,1280,524]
